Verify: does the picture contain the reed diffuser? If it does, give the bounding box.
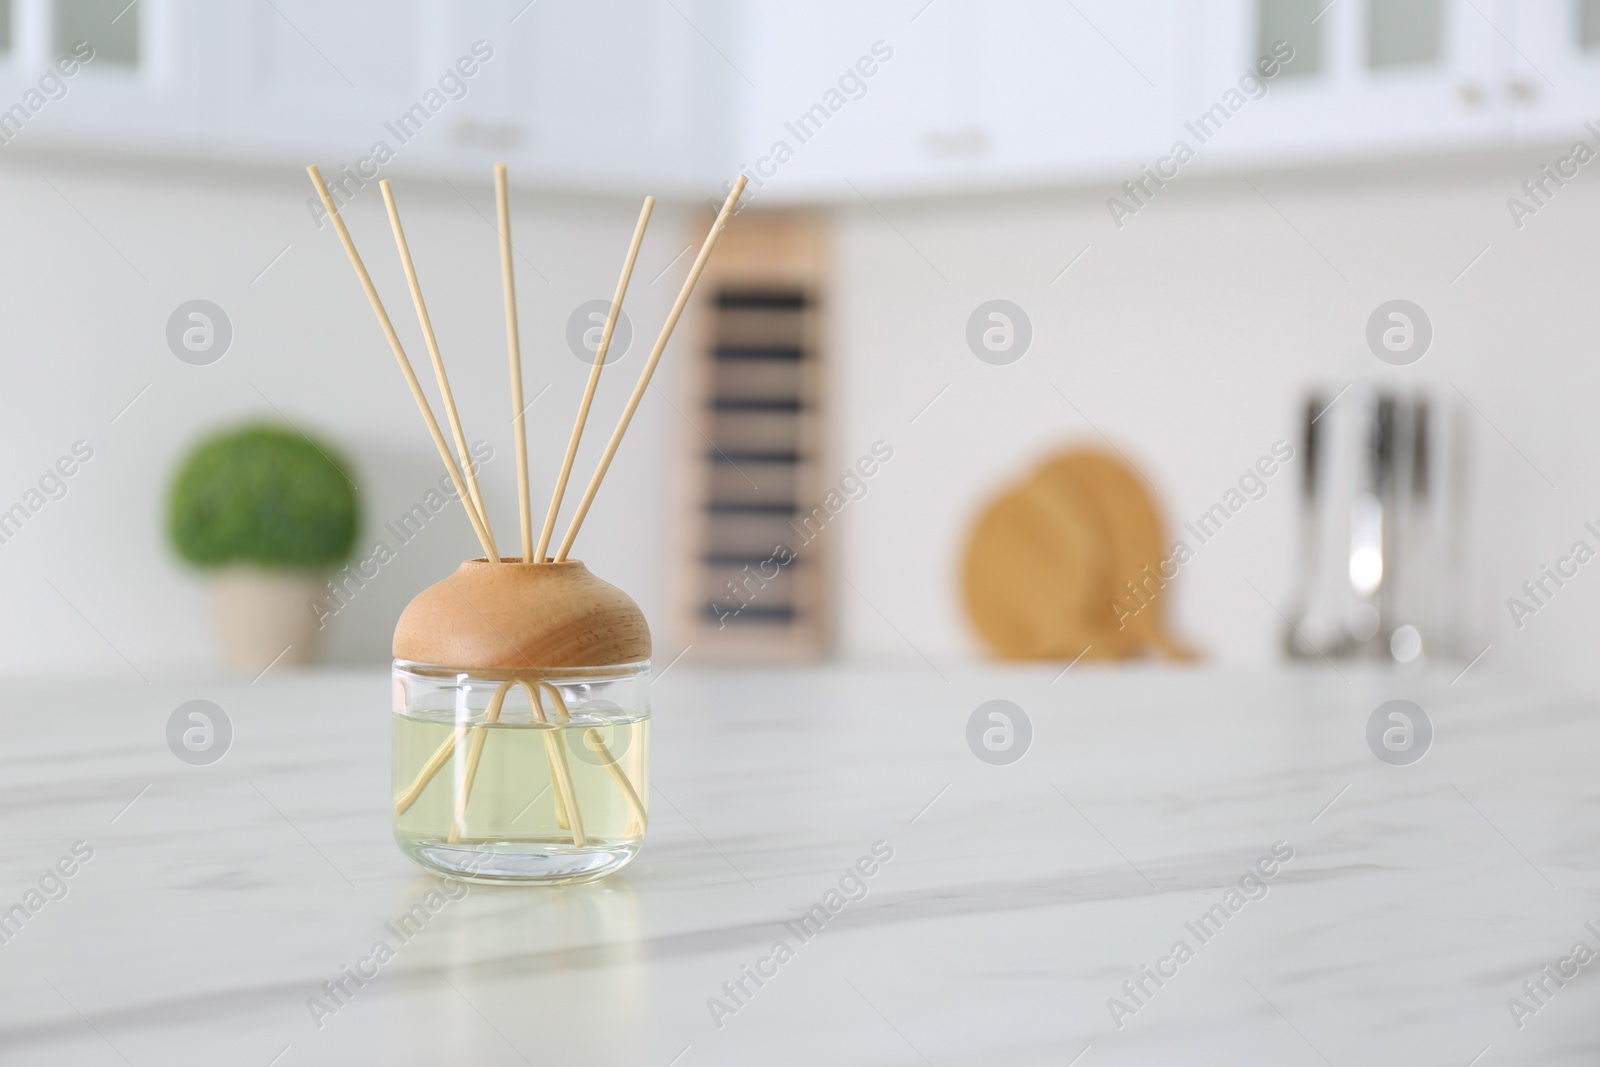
[307,162,746,884]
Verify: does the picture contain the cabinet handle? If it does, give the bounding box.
[1505,78,1537,104]
[923,127,989,158]
[1455,81,1484,109]
[453,121,523,149]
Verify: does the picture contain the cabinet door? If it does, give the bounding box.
[0,0,204,147]
[735,0,1182,196]
[729,0,900,194]
[1506,1,1600,141]
[495,0,721,187]
[209,0,425,158]
[932,0,1184,183]
[1199,0,1509,163]
[403,0,519,171]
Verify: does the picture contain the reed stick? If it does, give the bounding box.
[495,164,535,564]
[526,680,584,845]
[441,684,579,844]
[556,177,746,560]
[394,726,461,815]
[582,729,648,836]
[534,196,655,564]
[441,681,584,846]
[305,165,496,561]
[396,676,611,849]
[447,679,513,844]
[379,179,499,562]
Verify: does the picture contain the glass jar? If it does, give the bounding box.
[391,659,650,884]
[389,557,653,884]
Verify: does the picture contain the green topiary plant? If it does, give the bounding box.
[169,424,358,569]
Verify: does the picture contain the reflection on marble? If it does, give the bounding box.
[1,665,1597,1065]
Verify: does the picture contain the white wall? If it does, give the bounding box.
[829,150,1598,685]
[0,154,691,676]
[5,147,1598,688]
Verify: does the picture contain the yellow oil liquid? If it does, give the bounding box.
[392,710,649,883]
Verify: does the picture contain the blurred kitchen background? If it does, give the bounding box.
[1,0,1596,686]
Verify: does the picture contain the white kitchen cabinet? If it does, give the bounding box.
[956,0,1185,182]
[1503,1,1600,142]
[492,0,726,188]
[405,0,519,169]
[205,0,728,189]
[207,0,430,160]
[0,0,205,149]
[1196,0,1515,166]
[733,0,1184,198]
[0,0,1591,199]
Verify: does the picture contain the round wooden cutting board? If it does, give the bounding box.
[963,447,1194,661]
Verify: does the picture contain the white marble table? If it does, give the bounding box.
[1,665,1597,1066]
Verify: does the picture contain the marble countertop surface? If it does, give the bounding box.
[1,664,1597,1066]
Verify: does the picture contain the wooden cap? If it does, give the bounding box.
[393,559,651,670]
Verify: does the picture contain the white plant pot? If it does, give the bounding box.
[206,567,324,673]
